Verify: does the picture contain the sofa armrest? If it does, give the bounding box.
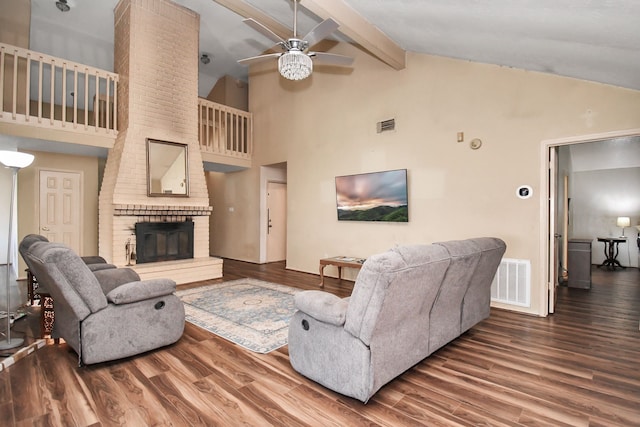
[81,255,108,265]
[87,263,117,272]
[106,278,177,305]
[294,291,349,326]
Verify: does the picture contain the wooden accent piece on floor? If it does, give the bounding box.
[26,269,55,338]
[318,256,365,287]
[1,261,639,426]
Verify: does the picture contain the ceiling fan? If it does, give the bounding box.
[238,0,354,81]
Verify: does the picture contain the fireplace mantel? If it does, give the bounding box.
[113,204,212,216]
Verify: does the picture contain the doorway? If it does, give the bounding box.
[39,169,83,253]
[266,181,287,262]
[259,163,287,263]
[542,129,640,315]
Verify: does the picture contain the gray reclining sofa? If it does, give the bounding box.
[288,237,506,402]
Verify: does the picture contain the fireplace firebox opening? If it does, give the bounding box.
[135,220,194,263]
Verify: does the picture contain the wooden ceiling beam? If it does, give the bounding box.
[300,0,406,70]
[211,0,292,40]
[213,0,406,71]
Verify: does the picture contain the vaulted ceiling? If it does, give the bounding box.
[29,0,640,99]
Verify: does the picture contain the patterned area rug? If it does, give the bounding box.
[176,278,300,354]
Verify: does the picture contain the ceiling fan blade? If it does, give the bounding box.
[309,52,354,67]
[243,18,286,45]
[237,53,281,66]
[303,18,340,48]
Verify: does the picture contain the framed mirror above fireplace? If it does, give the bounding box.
[147,138,189,196]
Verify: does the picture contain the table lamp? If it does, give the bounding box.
[0,150,35,350]
[616,216,630,237]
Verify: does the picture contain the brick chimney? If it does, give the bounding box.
[99,0,220,281]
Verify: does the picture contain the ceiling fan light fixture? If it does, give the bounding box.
[278,51,312,81]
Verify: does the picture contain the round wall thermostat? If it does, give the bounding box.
[470,138,482,150]
[517,185,533,199]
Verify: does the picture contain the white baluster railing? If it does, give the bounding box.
[1,43,254,165]
[198,98,252,160]
[0,42,118,136]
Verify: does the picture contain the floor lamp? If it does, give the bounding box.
[0,150,34,350]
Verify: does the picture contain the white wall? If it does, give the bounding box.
[570,167,640,267]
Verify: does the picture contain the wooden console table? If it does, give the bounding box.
[319,256,366,288]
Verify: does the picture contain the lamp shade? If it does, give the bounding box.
[278,51,312,81]
[0,151,35,169]
[616,216,630,228]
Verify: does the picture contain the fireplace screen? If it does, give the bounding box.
[135,221,194,263]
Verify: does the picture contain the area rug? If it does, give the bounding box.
[176,278,301,354]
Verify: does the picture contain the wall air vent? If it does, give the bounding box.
[491,258,531,307]
[376,118,395,133]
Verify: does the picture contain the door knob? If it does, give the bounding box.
[41,226,50,231]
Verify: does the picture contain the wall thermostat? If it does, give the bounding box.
[517,185,533,199]
[470,138,482,150]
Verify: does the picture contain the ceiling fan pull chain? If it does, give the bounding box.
[293,0,298,38]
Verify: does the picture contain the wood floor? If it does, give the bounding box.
[1,261,639,426]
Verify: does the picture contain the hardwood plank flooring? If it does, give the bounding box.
[1,261,638,426]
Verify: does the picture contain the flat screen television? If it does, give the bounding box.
[335,169,408,222]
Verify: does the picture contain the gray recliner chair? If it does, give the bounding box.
[19,234,143,337]
[22,240,185,365]
[20,234,116,273]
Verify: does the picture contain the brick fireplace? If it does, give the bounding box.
[98,0,222,283]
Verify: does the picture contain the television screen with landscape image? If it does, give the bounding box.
[335,169,408,222]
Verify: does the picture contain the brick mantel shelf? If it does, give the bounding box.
[113,204,212,216]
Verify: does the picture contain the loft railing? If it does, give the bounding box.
[198,98,252,160]
[0,42,118,136]
[0,43,253,164]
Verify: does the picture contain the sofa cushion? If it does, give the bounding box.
[33,242,108,313]
[344,244,451,345]
[428,239,482,352]
[94,267,141,294]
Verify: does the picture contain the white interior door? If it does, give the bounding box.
[39,170,82,253]
[266,182,286,262]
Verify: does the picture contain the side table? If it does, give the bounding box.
[319,256,365,287]
[596,237,627,270]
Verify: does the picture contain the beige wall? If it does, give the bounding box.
[207,75,249,111]
[1,0,30,115]
[0,0,29,47]
[215,44,640,316]
[207,167,260,259]
[17,150,100,275]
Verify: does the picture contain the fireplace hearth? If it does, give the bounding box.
[135,220,194,264]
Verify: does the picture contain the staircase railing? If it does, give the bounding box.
[0,42,118,136]
[198,98,252,160]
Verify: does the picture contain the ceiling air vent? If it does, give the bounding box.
[377,118,395,133]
